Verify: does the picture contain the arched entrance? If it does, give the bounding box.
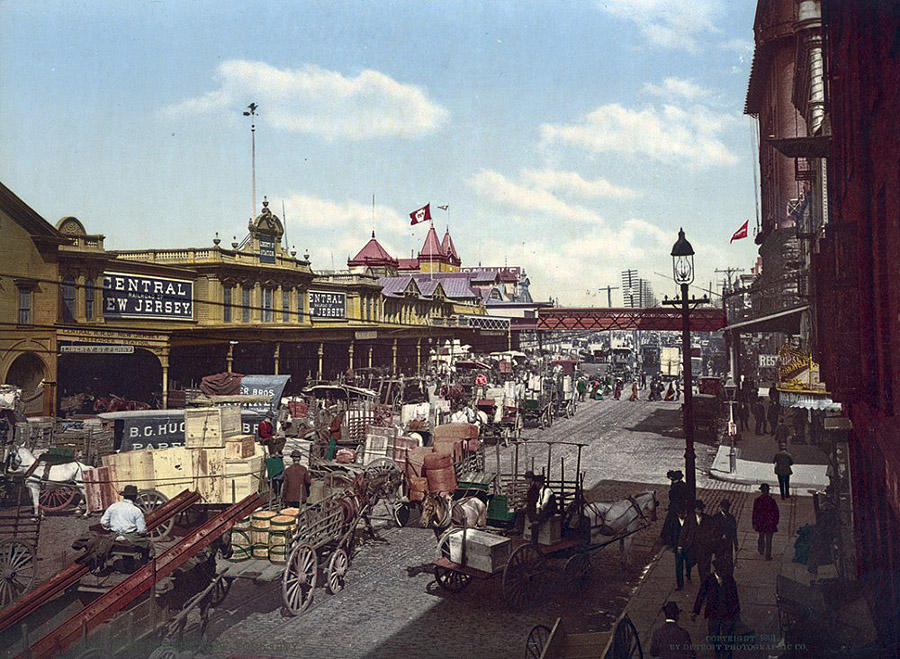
[4,352,47,391]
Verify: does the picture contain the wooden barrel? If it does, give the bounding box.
[268,515,294,564]
[408,476,428,502]
[250,510,278,559]
[426,465,458,493]
[423,452,453,471]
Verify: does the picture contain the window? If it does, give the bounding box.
[62,275,76,321]
[262,288,273,323]
[84,278,94,320]
[17,288,32,325]
[282,288,291,323]
[223,286,232,322]
[242,286,251,322]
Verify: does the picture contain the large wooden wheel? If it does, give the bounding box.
[0,540,35,607]
[502,544,545,610]
[610,614,642,659]
[525,624,551,659]
[281,543,317,616]
[135,489,171,540]
[325,548,348,594]
[564,552,591,592]
[434,565,472,593]
[39,483,77,512]
[393,501,411,527]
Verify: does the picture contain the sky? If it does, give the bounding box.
[0,0,761,307]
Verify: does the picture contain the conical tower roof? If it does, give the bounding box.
[441,228,460,265]
[348,231,398,267]
[418,225,445,260]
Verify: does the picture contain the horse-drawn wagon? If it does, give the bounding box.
[524,612,643,659]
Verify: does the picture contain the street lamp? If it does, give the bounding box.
[724,377,738,473]
[663,228,707,508]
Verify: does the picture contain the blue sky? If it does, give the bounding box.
[1,0,760,305]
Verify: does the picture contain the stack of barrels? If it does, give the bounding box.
[424,452,457,494]
[246,508,301,564]
[250,510,278,560]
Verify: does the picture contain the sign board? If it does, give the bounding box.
[60,345,135,354]
[354,331,377,340]
[758,354,778,368]
[104,410,267,451]
[259,238,276,264]
[309,290,346,319]
[238,374,291,416]
[103,272,193,320]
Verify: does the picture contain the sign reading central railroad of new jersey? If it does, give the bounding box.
[103,272,194,320]
[309,290,346,319]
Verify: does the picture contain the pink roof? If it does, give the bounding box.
[441,229,460,263]
[397,258,420,270]
[418,225,445,260]
[348,232,398,267]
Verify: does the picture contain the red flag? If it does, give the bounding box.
[409,203,431,225]
[730,220,749,243]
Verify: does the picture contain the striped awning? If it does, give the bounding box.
[779,390,841,411]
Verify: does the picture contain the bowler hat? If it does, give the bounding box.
[290,449,303,458]
[759,483,770,491]
[666,470,684,481]
[121,484,139,498]
[524,470,535,480]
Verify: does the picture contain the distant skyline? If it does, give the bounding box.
[1,0,760,306]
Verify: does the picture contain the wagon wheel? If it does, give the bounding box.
[525,624,552,659]
[225,529,252,562]
[393,501,411,527]
[434,565,472,593]
[39,483,77,513]
[502,544,546,610]
[610,614,642,659]
[364,458,403,503]
[209,575,233,607]
[564,552,591,592]
[281,543,317,616]
[325,548,349,594]
[0,540,35,607]
[135,489,172,540]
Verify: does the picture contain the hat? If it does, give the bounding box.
[533,474,546,483]
[666,470,684,481]
[121,484,138,498]
[759,483,770,492]
[290,449,303,459]
[524,470,535,480]
[662,601,680,618]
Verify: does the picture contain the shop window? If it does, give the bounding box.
[17,287,32,325]
[84,279,94,320]
[262,288,273,323]
[282,289,291,323]
[242,287,251,322]
[223,286,232,322]
[62,275,76,322]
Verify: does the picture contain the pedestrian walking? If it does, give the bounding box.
[773,445,794,499]
[640,372,647,390]
[692,559,740,659]
[751,399,765,435]
[576,378,587,402]
[736,402,749,432]
[614,380,622,400]
[766,401,779,435]
[752,483,779,560]
[661,504,689,590]
[679,500,716,580]
[629,381,638,401]
[774,422,791,447]
[650,601,696,658]
[712,500,739,571]
[666,470,688,517]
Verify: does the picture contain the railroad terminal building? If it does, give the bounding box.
[0,183,517,415]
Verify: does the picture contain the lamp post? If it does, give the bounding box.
[662,228,708,508]
[724,377,738,473]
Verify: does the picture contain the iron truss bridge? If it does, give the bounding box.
[536,307,727,332]
[432,315,511,331]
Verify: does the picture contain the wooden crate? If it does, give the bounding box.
[150,447,194,499]
[523,517,562,545]
[184,406,241,448]
[101,450,154,490]
[224,455,264,503]
[447,529,511,573]
[83,466,119,513]
[225,434,256,460]
[192,448,225,502]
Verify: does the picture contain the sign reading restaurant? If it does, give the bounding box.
[103,272,194,320]
[309,290,346,319]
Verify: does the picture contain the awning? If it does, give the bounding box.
[723,305,808,335]
[767,135,831,159]
[779,390,841,411]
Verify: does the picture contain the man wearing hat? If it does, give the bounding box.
[100,484,150,551]
[282,449,311,507]
[752,483,779,560]
[679,500,716,580]
[692,558,740,659]
[257,413,286,456]
[649,601,696,658]
[525,472,556,543]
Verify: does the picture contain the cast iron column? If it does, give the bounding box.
[681,282,696,506]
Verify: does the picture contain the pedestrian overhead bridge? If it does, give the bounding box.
[535,307,727,332]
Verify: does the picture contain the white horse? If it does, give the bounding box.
[568,490,658,567]
[7,446,90,517]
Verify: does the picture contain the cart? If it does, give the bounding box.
[524,613,643,659]
[521,393,553,429]
[0,471,39,608]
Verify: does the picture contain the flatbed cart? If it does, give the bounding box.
[525,612,642,659]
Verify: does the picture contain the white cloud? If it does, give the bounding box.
[598,0,722,53]
[520,169,639,200]
[540,102,739,168]
[643,77,711,101]
[164,60,448,140]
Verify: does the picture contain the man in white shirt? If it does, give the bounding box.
[101,484,150,551]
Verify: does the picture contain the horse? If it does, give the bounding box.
[567,490,658,567]
[7,446,91,517]
[420,491,487,540]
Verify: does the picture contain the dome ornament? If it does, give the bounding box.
[213,232,221,246]
[231,235,239,249]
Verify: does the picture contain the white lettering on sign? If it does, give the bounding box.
[103,272,193,320]
[758,354,778,368]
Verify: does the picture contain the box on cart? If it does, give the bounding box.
[447,528,511,573]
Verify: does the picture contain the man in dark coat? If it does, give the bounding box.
[282,449,311,507]
[712,500,739,571]
[692,559,740,659]
[666,470,688,517]
[773,446,794,499]
[766,401,780,435]
[650,601,696,658]
[752,483,779,560]
[751,399,766,435]
[679,500,716,580]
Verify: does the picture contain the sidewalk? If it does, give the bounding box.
[708,424,829,490]
[623,485,818,658]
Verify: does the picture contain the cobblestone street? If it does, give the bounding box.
[204,398,745,659]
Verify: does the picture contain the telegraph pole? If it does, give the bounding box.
[599,285,620,307]
[243,103,259,219]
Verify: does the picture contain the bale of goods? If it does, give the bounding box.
[408,476,428,502]
[434,422,479,453]
[335,448,357,464]
[432,437,463,462]
[268,515,295,564]
[423,452,453,471]
[424,452,457,493]
[405,446,433,479]
[250,510,278,559]
[225,434,256,460]
[185,405,242,448]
